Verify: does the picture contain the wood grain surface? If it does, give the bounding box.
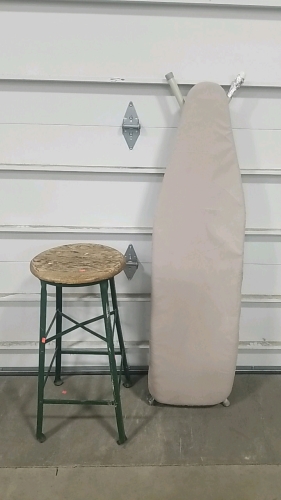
[30,244,125,284]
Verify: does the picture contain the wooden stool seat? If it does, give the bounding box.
[30,243,126,285]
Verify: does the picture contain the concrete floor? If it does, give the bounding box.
[2,465,281,500]
[1,373,281,498]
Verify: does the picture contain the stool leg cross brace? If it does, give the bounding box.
[36,277,132,445]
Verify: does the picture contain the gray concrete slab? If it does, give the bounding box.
[1,465,281,500]
[0,374,280,467]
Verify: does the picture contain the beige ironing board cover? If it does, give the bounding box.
[148,82,245,406]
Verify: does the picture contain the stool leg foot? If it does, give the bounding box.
[114,404,127,445]
[117,434,128,446]
[36,433,47,443]
[36,282,47,443]
[101,280,128,445]
[110,278,132,388]
[54,379,64,387]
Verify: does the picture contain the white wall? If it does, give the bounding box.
[1,0,281,369]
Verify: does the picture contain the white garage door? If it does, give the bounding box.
[1,0,281,370]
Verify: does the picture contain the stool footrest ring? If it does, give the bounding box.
[60,348,122,355]
[43,398,115,406]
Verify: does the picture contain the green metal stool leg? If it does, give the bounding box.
[100,280,127,445]
[110,278,132,388]
[36,281,47,443]
[54,286,63,386]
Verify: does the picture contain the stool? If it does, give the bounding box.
[30,243,132,445]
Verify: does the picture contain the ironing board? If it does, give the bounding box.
[148,82,245,406]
